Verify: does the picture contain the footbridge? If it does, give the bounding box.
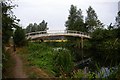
[26,30,91,40]
[26,30,91,48]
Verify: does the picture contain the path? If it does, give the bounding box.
[6,46,28,78]
[6,46,52,79]
[12,51,28,78]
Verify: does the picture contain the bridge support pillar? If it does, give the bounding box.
[81,37,83,49]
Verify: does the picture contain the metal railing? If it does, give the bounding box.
[26,30,91,39]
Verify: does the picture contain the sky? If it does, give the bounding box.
[13,0,120,30]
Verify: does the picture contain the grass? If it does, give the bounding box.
[27,43,55,74]
[17,42,56,77]
[2,47,15,78]
[17,42,120,79]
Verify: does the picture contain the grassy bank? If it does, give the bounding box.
[17,42,120,79]
[18,42,74,78]
[2,47,15,78]
[17,42,56,77]
[27,43,55,75]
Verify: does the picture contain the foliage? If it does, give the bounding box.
[2,47,15,78]
[91,28,120,50]
[73,69,98,79]
[83,39,92,49]
[85,6,104,33]
[53,48,74,77]
[91,13,120,51]
[16,41,120,78]
[25,43,75,77]
[26,20,48,33]
[2,0,20,77]
[13,27,27,47]
[65,5,104,49]
[116,27,120,38]
[27,43,55,74]
[116,11,120,28]
[73,69,85,78]
[65,5,87,32]
[2,0,19,45]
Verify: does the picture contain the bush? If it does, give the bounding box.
[53,48,74,77]
[27,43,55,75]
[13,27,27,47]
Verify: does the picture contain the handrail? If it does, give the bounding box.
[26,30,91,39]
[26,30,88,35]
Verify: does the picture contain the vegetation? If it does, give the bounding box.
[26,20,48,33]
[2,0,27,78]
[2,1,120,79]
[2,0,15,76]
[65,5,86,32]
[19,42,120,79]
[65,4,120,51]
[85,6,104,33]
[53,48,74,77]
[2,48,15,78]
[116,11,120,28]
[64,5,120,79]
[91,28,120,50]
[65,5,104,33]
[13,27,27,47]
[2,0,20,45]
[27,43,54,74]
[25,43,75,77]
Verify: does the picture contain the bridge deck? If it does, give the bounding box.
[26,30,91,39]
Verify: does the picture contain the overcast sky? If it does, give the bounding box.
[13,0,120,30]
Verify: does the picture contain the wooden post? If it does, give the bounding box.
[81,37,83,49]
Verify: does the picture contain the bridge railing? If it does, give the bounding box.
[26,30,91,39]
[66,30,90,37]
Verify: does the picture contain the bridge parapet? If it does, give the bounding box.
[26,30,91,39]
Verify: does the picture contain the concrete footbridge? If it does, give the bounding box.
[26,30,91,40]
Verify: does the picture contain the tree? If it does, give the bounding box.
[65,5,77,30]
[74,9,87,32]
[2,0,19,45]
[13,27,26,47]
[31,23,37,32]
[65,5,88,48]
[85,6,103,33]
[116,11,120,28]
[108,23,114,30]
[26,23,33,33]
[65,5,86,32]
[37,20,48,31]
[96,20,104,29]
[26,20,48,33]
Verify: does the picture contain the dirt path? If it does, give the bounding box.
[5,46,52,79]
[11,51,28,78]
[6,46,28,78]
